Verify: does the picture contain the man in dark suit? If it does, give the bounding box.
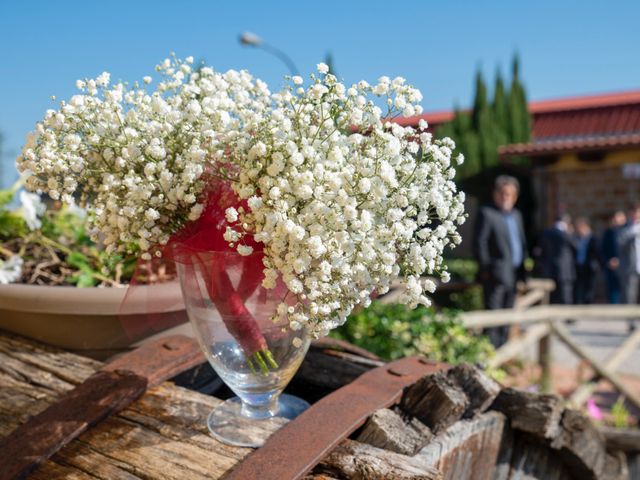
[473,175,527,348]
[618,205,640,332]
[573,217,601,305]
[540,214,576,305]
[601,210,626,304]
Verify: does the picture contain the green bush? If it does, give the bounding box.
[331,301,496,366]
[448,285,484,311]
[444,257,478,283]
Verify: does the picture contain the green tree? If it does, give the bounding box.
[436,53,531,178]
[492,68,509,143]
[471,70,489,132]
[508,54,531,144]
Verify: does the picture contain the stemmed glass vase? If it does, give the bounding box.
[175,249,310,447]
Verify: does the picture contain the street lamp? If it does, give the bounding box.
[239,31,299,76]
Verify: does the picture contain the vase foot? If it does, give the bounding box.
[206,394,310,447]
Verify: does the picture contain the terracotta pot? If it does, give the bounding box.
[0,282,187,358]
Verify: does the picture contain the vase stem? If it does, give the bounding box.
[241,395,279,420]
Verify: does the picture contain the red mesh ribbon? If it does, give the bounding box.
[120,180,269,357]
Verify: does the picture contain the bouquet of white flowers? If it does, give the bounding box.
[18,56,465,346]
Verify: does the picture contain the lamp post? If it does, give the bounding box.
[239,32,299,76]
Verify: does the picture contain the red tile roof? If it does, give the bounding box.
[393,109,454,128]
[399,89,640,157]
[498,132,640,157]
[530,91,640,141]
[528,90,640,114]
[503,90,640,156]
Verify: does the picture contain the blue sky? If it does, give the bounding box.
[1,0,639,186]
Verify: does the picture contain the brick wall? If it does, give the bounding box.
[546,166,640,231]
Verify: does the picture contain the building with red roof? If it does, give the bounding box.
[404,89,640,231]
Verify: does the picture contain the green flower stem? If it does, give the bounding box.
[262,349,279,369]
[248,348,279,375]
[35,235,73,256]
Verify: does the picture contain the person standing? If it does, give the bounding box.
[540,214,576,305]
[473,175,527,348]
[573,217,600,304]
[618,205,640,332]
[601,210,627,304]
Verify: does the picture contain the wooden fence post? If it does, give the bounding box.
[538,329,552,393]
[538,290,552,393]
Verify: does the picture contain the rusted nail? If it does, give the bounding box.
[418,358,436,365]
[387,368,407,377]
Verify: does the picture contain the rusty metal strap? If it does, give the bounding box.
[226,355,447,480]
[0,335,204,480]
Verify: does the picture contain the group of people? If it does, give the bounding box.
[473,175,639,348]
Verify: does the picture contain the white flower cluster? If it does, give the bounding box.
[225,63,466,337]
[18,58,465,336]
[0,255,23,284]
[17,56,271,258]
[18,191,46,230]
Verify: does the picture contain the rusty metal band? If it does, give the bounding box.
[0,335,204,480]
[226,355,447,480]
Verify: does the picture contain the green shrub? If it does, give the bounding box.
[332,301,496,366]
[448,285,484,311]
[444,258,478,282]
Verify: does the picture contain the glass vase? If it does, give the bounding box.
[175,250,310,447]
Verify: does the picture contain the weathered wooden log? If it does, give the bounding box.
[549,408,609,480]
[415,412,506,480]
[491,415,516,480]
[400,371,469,434]
[491,388,629,480]
[495,430,574,480]
[315,439,442,480]
[0,335,203,480]
[1,330,635,480]
[602,452,629,480]
[490,387,564,439]
[446,364,500,418]
[357,408,432,455]
[628,453,640,480]
[0,334,251,479]
[290,344,382,401]
[600,426,640,453]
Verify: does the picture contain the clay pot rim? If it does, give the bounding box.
[0,281,184,315]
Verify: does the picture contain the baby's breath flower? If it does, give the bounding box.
[226,66,465,336]
[0,256,23,284]
[19,57,272,253]
[18,56,465,338]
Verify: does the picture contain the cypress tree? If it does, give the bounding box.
[493,68,509,136]
[436,55,531,178]
[508,54,531,144]
[471,69,489,131]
